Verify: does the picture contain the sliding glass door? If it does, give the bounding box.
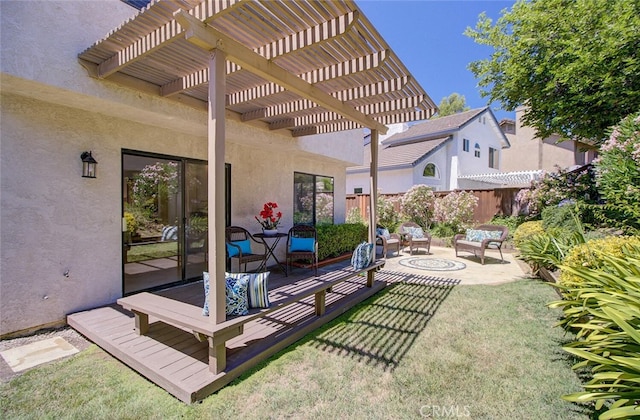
[122,151,208,294]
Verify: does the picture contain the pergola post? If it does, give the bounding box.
[368,129,379,244]
[207,50,227,324]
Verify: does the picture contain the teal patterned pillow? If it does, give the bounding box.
[351,242,373,270]
[465,229,502,242]
[376,227,391,239]
[226,271,270,309]
[202,271,210,316]
[225,275,250,316]
[406,226,425,239]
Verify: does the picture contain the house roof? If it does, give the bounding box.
[381,108,487,145]
[348,136,451,172]
[78,0,437,137]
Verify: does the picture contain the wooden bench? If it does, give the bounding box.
[117,259,385,374]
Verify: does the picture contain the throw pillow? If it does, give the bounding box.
[225,275,250,316]
[226,271,271,309]
[202,271,210,316]
[465,229,502,242]
[289,237,315,252]
[226,239,252,257]
[405,226,424,239]
[351,242,373,270]
[376,227,391,240]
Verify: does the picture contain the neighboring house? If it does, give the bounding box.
[0,0,436,336]
[499,106,598,173]
[346,107,510,193]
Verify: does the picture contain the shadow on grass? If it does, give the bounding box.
[306,270,460,371]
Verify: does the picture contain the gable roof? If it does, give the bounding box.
[78,0,438,137]
[347,136,451,172]
[382,108,486,145]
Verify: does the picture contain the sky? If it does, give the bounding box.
[355,0,516,122]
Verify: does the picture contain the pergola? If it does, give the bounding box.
[79,0,437,326]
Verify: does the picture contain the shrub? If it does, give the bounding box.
[559,236,640,287]
[345,207,366,225]
[123,211,138,235]
[592,112,640,235]
[433,190,478,233]
[541,203,580,233]
[489,215,527,240]
[513,221,544,248]
[521,165,598,216]
[548,245,640,419]
[400,185,435,229]
[376,194,400,232]
[316,223,367,261]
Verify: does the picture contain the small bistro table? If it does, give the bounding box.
[254,232,288,275]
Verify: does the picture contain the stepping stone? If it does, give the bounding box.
[0,337,78,372]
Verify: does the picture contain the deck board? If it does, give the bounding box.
[68,263,389,403]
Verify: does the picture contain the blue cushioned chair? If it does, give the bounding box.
[225,226,267,272]
[286,225,318,276]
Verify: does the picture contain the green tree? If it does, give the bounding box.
[465,0,640,144]
[433,93,470,118]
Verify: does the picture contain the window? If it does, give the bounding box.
[293,172,334,225]
[422,163,439,178]
[474,143,481,158]
[489,147,498,169]
[354,187,363,194]
[463,138,470,152]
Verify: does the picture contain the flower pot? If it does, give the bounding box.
[262,228,278,236]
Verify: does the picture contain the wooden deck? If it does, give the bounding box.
[68,261,392,403]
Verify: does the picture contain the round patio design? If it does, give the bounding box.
[398,257,466,272]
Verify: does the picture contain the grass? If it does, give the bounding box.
[126,242,177,263]
[0,278,590,419]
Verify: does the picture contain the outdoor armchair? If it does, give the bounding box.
[375,225,401,257]
[286,225,318,276]
[225,226,267,272]
[399,222,432,255]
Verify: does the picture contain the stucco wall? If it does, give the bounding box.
[455,115,504,176]
[0,0,360,336]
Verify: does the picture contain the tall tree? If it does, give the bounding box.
[465,0,640,144]
[433,93,470,118]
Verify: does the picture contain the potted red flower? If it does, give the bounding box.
[255,202,282,235]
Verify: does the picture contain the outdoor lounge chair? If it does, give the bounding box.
[399,222,432,255]
[453,224,508,265]
[286,225,318,276]
[225,226,267,272]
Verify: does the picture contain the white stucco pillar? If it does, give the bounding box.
[450,155,459,190]
[208,50,226,324]
[368,129,379,243]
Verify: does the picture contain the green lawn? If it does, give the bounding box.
[0,279,591,419]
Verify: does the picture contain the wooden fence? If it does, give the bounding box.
[346,188,524,224]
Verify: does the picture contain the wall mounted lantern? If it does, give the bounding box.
[81,151,97,178]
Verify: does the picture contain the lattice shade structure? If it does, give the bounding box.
[78,0,437,136]
[458,170,543,187]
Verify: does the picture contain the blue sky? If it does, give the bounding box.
[356,0,516,122]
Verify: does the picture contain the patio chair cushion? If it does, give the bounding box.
[226,271,271,309]
[289,237,315,252]
[351,242,374,270]
[405,226,425,239]
[465,229,502,242]
[226,239,252,257]
[376,227,391,240]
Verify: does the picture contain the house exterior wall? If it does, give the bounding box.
[455,112,504,177]
[0,0,360,336]
[501,106,597,172]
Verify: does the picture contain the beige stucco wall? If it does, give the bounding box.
[0,0,361,336]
